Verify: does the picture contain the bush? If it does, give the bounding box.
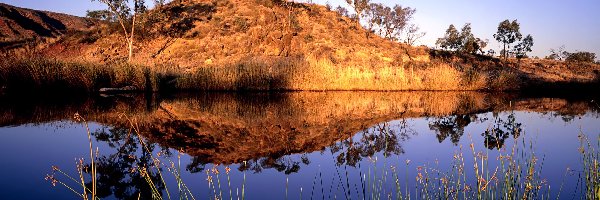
[565,51,596,63]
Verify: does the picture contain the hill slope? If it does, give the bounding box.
[0,0,598,92]
[49,0,428,66]
[0,3,91,38]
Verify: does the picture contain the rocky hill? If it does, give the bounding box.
[0,0,598,92]
[0,3,92,49]
[45,0,428,67]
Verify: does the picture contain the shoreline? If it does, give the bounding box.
[1,56,598,95]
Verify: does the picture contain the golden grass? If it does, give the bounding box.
[174,55,495,91]
[0,56,184,93]
[3,54,593,93]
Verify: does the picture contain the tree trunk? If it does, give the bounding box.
[127,14,136,63]
[503,43,507,60]
[128,40,133,62]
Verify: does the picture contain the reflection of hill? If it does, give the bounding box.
[0,92,597,164]
[140,92,502,164]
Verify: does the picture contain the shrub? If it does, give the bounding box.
[565,51,596,63]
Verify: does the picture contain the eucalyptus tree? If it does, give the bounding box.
[384,5,415,40]
[494,19,522,60]
[345,0,370,23]
[514,34,534,59]
[92,0,147,62]
[363,3,385,37]
[335,6,349,17]
[436,24,461,51]
[437,23,487,54]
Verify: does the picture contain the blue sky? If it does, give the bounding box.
[1,0,599,58]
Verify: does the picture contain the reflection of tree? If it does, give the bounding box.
[87,127,166,200]
[332,122,415,167]
[213,121,417,173]
[428,115,476,145]
[241,156,301,174]
[482,113,522,149]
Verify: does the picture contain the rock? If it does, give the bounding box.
[99,86,138,93]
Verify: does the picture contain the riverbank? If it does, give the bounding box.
[1,0,599,93]
[1,55,598,94]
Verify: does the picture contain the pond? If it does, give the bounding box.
[0,91,598,199]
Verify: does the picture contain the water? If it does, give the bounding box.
[0,92,598,199]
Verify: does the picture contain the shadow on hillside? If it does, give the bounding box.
[0,6,65,37]
[148,2,216,38]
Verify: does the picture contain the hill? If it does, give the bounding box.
[0,3,92,49]
[0,0,598,92]
[48,0,429,65]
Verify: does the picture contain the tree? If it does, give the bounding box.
[475,38,489,54]
[335,6,349,18]
[494,19,522,60]
[345,0,370,24]
[436,24,461,51]
[153,0,166,7]
[514,34,533,59]
[386,5,415,40]
[437,23,487,54]
[403,24,426,45]
[565,51,597,63]
[360,3,415,41]
[459,23,478,54]
[86,10,116,21]
[92,0,147,62]
[545,45,567,60]
[363,3,384,37]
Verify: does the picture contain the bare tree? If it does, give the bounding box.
[92,0,146,62]
[403,24,425,45]
[546,45,566,60]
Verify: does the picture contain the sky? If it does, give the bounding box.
[1,0,599,58]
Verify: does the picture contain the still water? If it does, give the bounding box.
[0,92,598,199]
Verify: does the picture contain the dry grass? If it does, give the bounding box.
[0,55,555,93]
[0,56,184,93]
[175,55,494,91]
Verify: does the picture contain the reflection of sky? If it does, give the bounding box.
[0,111,599,199]
[0,122,105,199]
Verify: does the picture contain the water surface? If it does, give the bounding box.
[0,92,598,199]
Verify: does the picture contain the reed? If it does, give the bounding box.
[297,122,598,199]
[1,56,531,93]
[45,113,99,200]
[0,57,161,93]
[578,133,600,199]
